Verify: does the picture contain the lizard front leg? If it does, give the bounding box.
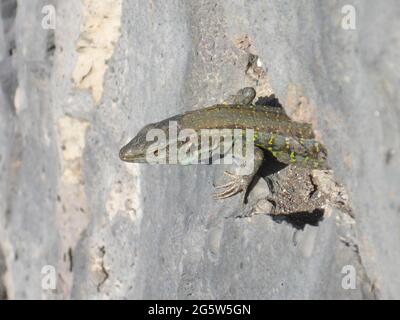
[213,146,264,202]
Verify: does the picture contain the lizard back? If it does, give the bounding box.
[180,104,328,169]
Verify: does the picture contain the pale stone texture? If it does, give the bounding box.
[0,0,399,299]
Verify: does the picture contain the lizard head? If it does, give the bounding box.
[119,123,160,163]
[119,116,182,163]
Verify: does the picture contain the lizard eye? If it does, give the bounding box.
[153,150,159,156]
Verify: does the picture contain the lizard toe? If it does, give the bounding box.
[213,170,251,200]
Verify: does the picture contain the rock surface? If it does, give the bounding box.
[0,0,399,299]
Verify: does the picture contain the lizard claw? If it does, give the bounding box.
[213,171,251,200]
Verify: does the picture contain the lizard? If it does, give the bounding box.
[119,87,329,201]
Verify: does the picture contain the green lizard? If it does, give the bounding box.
[119,87,328,200]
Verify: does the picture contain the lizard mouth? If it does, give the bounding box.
[119,145,147,163]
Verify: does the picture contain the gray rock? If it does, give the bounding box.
[0,0,398,299]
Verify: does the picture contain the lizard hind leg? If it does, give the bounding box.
[232,87,256,105]
[224,87,256,106]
